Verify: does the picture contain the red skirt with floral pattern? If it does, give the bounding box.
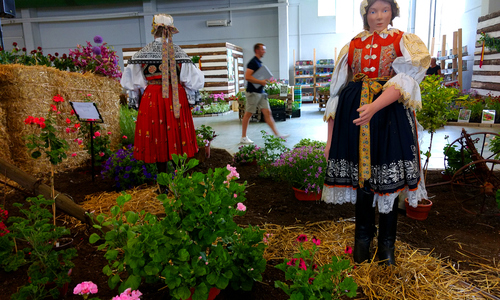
[133,82,198,163]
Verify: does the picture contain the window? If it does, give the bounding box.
[318,0,336,16]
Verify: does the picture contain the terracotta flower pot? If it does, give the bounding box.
[292,187,322,201]
[186,287,220,300]
[405,198,433,221]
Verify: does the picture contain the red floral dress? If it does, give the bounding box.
[133,62,198,163]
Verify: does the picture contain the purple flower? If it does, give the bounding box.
[92,46,102,55]
[94,35,103,43]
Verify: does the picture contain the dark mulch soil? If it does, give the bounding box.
[2,148,500,299]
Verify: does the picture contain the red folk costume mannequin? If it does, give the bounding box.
[121,14,204,174]
[322,0,430,266]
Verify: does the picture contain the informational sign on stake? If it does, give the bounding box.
[69,102,103,123]
[69,102,104,182]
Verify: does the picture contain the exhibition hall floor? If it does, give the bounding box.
[193,103,500,169]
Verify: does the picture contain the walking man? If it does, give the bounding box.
[240,43,288,144]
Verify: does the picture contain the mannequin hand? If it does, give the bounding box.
[324,144,330,160]
[353,103,378,126]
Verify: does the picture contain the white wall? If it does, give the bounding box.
[0,0,492,89]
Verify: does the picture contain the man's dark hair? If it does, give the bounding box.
[254,43,264,53]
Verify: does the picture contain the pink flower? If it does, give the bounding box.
[65,128,70,133]
[122,135,128,139]
[233,194,237,198]
[298,258,307,270]
[73,281,98,295]
[65,118,71,124]
[345,246,353,254]
[287,258,298,266]
[71,153,77,157]
[226,164,240,181]
[99,152,104,157]
[312,236,321,246]
[297,234,308,243]
[236,202,246,211]
[107,131,112,135]
[94,131,101,137]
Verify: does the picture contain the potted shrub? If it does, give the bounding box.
[195,125,217,160]
[90,154,267,300]
[0,195,77,300]
[416,75,460,181]
[270,142,326,201]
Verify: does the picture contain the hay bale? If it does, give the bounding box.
[0,64,122,175]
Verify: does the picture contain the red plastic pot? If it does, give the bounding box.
[186,287,220,300]
[292,187,322,201]
[405,198,433,221]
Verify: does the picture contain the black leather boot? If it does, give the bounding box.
[353,188,376,264]
[378,200,398,266]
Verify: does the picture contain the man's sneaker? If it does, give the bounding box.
[279,134,290,139]
[240,137,254,144]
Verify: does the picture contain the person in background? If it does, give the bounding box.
[426,57,442,76]
[240,43,288,144]
[120,14,204,189]
[322,0,430,266]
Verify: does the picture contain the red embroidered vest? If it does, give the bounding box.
[348,31,404,78]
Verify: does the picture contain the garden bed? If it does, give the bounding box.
[1,148,500,299]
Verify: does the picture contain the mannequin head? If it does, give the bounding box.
[361,0,399,31]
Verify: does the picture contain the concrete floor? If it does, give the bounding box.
[193,103,500,170]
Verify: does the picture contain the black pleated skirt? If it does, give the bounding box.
[324,80,421,195]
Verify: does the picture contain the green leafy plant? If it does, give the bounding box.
[1,195,77,300]
[119,105,137,146]
[259,130,290,169]
[268,98,285,109]
[293,138,326,149]
[416,75,460,181]
[191,55,200,64]
[271,145,326,194]
[195,125,217,148]
[443,135,473,176]
[233,144,266,164]
[101,145,157,190]
[317,84,330,94]
[275,234,357,299]
[488,134,500,160]
[90,154,267,299]
[292,101,300,112]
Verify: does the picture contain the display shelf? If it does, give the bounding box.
[293,49,334,104]
[437,28,469,87]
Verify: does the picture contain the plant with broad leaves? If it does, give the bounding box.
[0,195,76,300]
[275,234,357,300]
[90,154,267,300]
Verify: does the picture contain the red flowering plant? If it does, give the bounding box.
[0,42,76,71]
[275,234,357,299]
[24,94,75,166]
[69,35,122,79]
